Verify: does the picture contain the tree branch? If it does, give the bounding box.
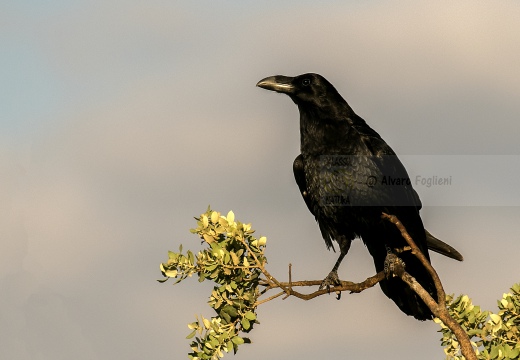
[381,213,446,306]
[255,271,385,305]
[381,212,477,360]
[247,212,476,359]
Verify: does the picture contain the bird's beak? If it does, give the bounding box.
[256,75,295,94]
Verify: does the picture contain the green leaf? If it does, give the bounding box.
[209,337,219,348]
[227,211,235,224]
[509,347,520,359]
[231,336,244,345]
[241,318,250,330]
[503,344,512,358]
[222,305,238,318]
[186,330,197,339]
[205,263,218,271]
[223,251,230,264]
[490,345,499,359]
[230,252,240,266]
[210,211,219,224]
[490,313,501,324]
[220,311,231,324]
[244,311,256,321]
[218,217,228,227]
[162,268,178,278]
[202,316,211,329]
[226,340,234,352]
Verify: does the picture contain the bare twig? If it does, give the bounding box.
[381,213,477,360]
[254,271,385,305]
[282,264,293,300]
[255,291,286,306]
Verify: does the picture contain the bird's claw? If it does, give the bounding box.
[319,270,342,299]
[384,252,406,279]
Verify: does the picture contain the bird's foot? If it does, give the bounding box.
[384,252,406,279]
[319,270,342,299]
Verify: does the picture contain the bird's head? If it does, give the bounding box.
[256,73,347,112]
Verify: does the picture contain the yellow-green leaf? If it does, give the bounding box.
[490,313,501,324]
[210,211,219,224]
[232,336,244,345]
[164,269,177,278]
[230,252,240,266]
[244,311,256,321]
[226,340,233,352]
[202,316,211,329]
[227,210,235,224]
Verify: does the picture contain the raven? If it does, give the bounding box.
[257,73,462,320]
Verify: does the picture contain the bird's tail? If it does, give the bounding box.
[364,226,437,320]
[382,231,463,320]
[378,252,436,320]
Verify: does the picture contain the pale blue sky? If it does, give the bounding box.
[1,1,520,359]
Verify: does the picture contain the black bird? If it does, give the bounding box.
[257,73,462,320]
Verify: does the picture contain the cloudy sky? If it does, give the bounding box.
[1,1,520,359]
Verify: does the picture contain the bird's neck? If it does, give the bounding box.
[299,105,355,156]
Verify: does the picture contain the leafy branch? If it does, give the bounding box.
[436,286,520,360]
[159,208,519,360]
[159,207,263,359]
[381,213,476,360]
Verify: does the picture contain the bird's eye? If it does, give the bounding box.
[302,79,311,86]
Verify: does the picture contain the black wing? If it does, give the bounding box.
[293,153,337,250]
[293,154,312,213]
